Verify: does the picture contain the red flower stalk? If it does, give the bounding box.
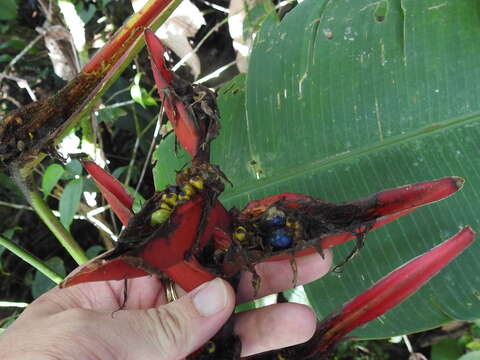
[144,29,219,161]
[0,0,180,170]
[145,29,201,157]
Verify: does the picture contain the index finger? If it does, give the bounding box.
[236,249,333,303]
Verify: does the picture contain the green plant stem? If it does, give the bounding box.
[0,236,64,284]
[29,191,88,265]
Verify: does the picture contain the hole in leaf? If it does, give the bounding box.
[374,0,388,22]
[323,28,333,40]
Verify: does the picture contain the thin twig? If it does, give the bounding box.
[138,114,159,138]
[195,60,236,84]
[0,198,116,242]
[1,95,22,108]
[197,0,229,13]
[4,34,44,71]
[172,16,229,72]
[102,100,136,110]
[0,201,32,211]
[0,301,29,308]
[124,105,141,187]
[0,73,38,101]
[103,87,132,105]
[85,213,118,241]
[86,205,110,217]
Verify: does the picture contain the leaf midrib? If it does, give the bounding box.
[222,111,480,203]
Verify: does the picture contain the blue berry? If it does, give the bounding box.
[269,216,286,227]
[269,228,293,249]
[167,185,179,194]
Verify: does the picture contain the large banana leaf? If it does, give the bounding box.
[212,0,480,339]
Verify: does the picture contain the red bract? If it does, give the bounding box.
[232,177,463,266]
[60,30,476,360]
[83,161,134,226]
[145,29,202,158]
[321,227,475,345]
[249,227,475,359]
[61,192,222,290]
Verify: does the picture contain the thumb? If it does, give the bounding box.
[100,278,235,360]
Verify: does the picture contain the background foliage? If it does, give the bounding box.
[1,0,480,358]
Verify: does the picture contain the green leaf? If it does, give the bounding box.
[213,74,254,193]
[130,73,158,108]
[75,2,96,24]
[96,107,127,123]
[0,0,17,20]
[125,185,146,213]
[31,257,66,298]
[459,352,480,360]
[86,245,104,259]
[472,320,480,338]
[42,164,65,198]
[131,83,145,108]
[0,39,27,52]
[0,228,19,260]
[283,286,311,307]
[111,166,128,181]
[0,54,12,63]
[59,178,83,229]
[142,89,158,106]
[153,134,189,190]
[215,0,480,339]
[62,159,83,180]
[431,338,464,360]
[0,171,23,199]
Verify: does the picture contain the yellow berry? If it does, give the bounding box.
[189,176,204,190]
[206,341,216,354]
[234,226,247,241]
[160,202,172,211]
[286,218,300,229]
[162,192,178,207]
[182,183,195,196]
[178,192,190,201]
[150,208,172,226]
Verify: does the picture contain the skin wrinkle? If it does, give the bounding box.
[0,250,332,359]
[235,303,317,357]
[237,250,333,303]
[133,306,190,359]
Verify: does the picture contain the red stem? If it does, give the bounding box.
[84,0,175,73]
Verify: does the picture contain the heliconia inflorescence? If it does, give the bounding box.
[60,30,476,360]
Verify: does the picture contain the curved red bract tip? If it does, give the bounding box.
[83,161,134,226]
[144,29,201,157]
[365,177,464,217]
[310,226,475,356]
[144,29,172,85]
[60,252,149,288]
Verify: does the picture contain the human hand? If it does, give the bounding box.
[0,250,332,360]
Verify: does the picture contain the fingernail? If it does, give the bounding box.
[193,279,227,317]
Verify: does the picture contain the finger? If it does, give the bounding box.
[234,302,317,357]
[84,278,236,360]
[29,276,166,318]
[237,249,333,302]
